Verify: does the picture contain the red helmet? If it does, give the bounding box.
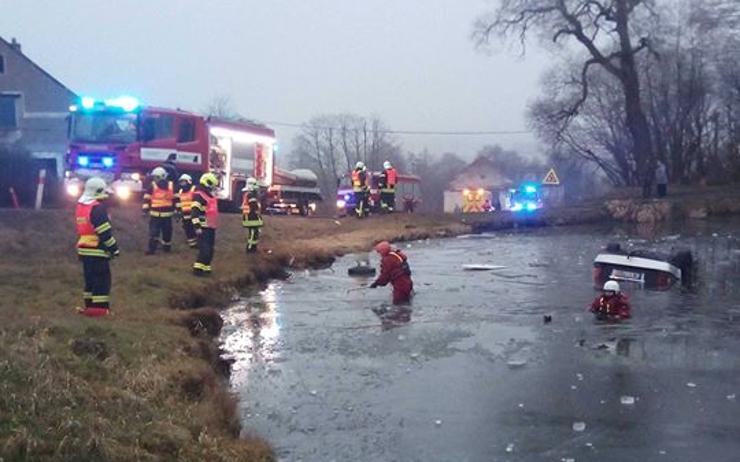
[374,241,391,256]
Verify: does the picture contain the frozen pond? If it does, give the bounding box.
[221,218,740,462]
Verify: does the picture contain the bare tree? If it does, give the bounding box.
[474,0,658,195]
[204,95,240,120]
[289,114,402,200]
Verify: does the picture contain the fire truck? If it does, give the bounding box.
[63,96,322,213]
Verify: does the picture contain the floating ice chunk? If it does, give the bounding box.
[310,390,318,396]
[434,419,442,426]
[571,385,578,390]
[687,382,697,388]
[620,396,636,405]
[505,443,515,453]
[507,359,527,369]
[398,335,406,341]
[576,373,584,381]
[410,353,420,360]
[572,422,586,432]
[659,450,667,455]
[727,394,736,400]
[518,403,525,408]
[561,458,575,462]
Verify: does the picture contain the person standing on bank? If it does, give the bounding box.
[241,177,263,253]
[175,174,198,248]
[656,160,668,198]
[75,177,120,317]
[191,172,220,276]
[378,160,398,213]
[142,167,176,254]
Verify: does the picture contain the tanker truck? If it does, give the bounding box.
[63,96,322,214]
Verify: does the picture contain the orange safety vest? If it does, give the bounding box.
[352,169,366,191]
[196,190,219,229]
[76,201,107,257]
[386,168,397,187]
[151,181,174,210]
[179,186,195,214]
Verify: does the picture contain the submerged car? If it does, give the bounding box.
[593,243,693,290]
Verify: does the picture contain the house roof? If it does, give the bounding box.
[0,36,77,98]
[449,155,513,191]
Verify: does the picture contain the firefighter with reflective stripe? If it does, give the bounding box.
[351,161,370,218]
[75,177,119,317]
[175,174,198,248]
[191,172,219,276]
[590,280,631,321]
[369,241,414,304]
[378,160,398,213]
[142,167,176,254]
[242,177,263,253]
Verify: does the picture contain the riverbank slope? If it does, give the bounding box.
[0,208,468,461]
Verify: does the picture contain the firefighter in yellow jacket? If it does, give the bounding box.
[75,177,119,317]
[175,174,198,248]
[242,177,263,253]
[351,161,370,218]
[142,167,176,254]
[191,172,220,276]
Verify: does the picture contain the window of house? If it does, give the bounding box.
[0,94,19,129]
[177,118,196,143]
[0,55,5,74]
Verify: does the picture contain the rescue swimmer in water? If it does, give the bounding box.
[369,241,414,304]
[589,280,632,321]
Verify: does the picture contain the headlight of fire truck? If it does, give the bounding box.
[66,183,81,197]
[337,199,346,209]
[115,186,132,200]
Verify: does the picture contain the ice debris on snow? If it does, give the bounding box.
[572,422,586,432]
[620,396,636,405]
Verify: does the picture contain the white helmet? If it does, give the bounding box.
[178,173,193,184]
[242,177,259,191]
[603,280,620,293]
[355,161,365,170]
[151,167,167,180]
[82,177,109,200]
[383,160,392,170]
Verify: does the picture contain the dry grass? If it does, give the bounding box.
[0,206,467,461]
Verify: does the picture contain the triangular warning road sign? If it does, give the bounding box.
[542,168,560,185]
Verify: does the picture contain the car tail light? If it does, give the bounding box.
[655,272,670,289]
[592,266,603,284]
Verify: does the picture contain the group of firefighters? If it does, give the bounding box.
[74,167,263,317]
[350,160,398,218]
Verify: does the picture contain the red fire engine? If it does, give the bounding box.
[64,96,322,213]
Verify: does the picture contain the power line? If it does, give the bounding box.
[262,120,532,136]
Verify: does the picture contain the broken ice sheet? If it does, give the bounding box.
[620,396,636,405]
[572,421,586,432]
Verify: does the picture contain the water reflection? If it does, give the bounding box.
[371,304,412,330]
[221,282,282,388]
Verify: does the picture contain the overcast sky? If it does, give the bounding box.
[0,0,554,159]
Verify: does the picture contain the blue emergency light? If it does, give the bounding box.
[102,157,114,168]
[77,156,90,167]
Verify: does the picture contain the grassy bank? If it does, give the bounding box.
[0,207,467,461]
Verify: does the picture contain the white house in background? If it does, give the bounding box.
[443,155,513,213]
[0,36,77,178]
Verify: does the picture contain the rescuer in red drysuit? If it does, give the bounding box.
[590,280,632,321]
[369,241,413,304]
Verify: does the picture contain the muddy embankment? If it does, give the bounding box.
[467,185,740,232]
